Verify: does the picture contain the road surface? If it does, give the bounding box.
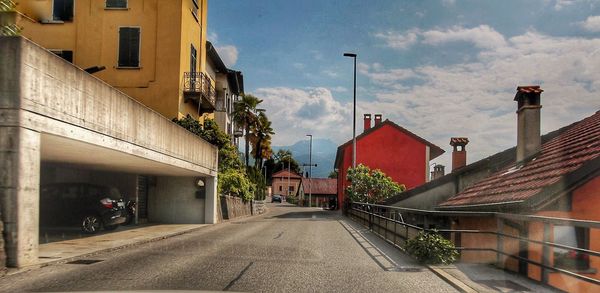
[0,202,457,292]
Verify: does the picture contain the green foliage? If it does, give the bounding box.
[232,94,263,167]
[172,115,243,172]
[249,111,274,168]
[218,169,255,202]
[328,170,338,179]
[405,230,459,265]
[271,149,301,174]
[345,164,405,203]
[246,166,266,200]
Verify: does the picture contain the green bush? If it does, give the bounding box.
[218,169,255,202]
[405,230,459,265]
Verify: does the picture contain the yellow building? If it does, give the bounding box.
[15,0,215,120]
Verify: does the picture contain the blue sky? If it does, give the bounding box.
[208,0,600,170]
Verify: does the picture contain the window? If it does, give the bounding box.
[289,186,294,192]
[190,45,197,73]
[279,186,282,191]
[191,0,199,21]
[53,0,74,21]
[118,27,141,67]
[50,50,73,63]
[554,226,590,271]
[106,0,128,9]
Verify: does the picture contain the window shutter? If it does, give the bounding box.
[118,27,140,67]
[53,0,74,21]
[106,0,128,8]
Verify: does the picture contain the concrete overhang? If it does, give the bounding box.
[41,134,205,177]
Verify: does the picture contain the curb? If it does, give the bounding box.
[427,265,478,293]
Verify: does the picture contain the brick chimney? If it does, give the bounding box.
[450,137,469,172]
[374,114,383,126]
[363,114,372,132]
[431,164,445,180]
[514,85,543,163]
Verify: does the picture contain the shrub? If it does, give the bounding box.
[218,169,255,202]
[345,164,406,203]
[405,230,459,265]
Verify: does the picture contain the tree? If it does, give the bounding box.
[232,94,262,167]
[328,170,338,179]
[270,149,301,175]
[345,164,405,203]
[249,112,274,168]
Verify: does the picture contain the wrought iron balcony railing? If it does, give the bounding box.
[183,71,216,112]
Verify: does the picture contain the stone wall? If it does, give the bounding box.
[0,208,5,276]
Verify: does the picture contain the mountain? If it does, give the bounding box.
[272,138,338,178]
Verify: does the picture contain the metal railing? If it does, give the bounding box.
[183,71,216,109]
[348,202,600,287]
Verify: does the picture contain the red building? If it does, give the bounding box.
[334,114,444,209]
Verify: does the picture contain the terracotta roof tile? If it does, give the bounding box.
[301,178,337,195]
[272,170,302,179]
[439,111,600,208]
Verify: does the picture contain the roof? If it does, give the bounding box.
[334,119,445,168]
[206,41,228,73]
[272,170,302,179]
[383,116,573,205]
[450,137,469,146]
[300,178,337,195]
[227,70,244,95]
[438,110,600,210]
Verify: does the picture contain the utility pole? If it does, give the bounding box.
[306,134,313,207]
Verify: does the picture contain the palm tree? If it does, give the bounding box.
[250,112,275,168]
[232,94,262,167]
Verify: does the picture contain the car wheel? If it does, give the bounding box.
[104,224,119,231]
[81,215,101,234]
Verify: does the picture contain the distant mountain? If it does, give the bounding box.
[272,138,338,178]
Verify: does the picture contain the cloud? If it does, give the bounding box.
[553,0,577,10]
[421,25,507,49]
[293,62,305,70]
[255,87,352,145]
[581,15,600,32]
[364,29,600,169]
[441,0,456,6]
[330,86,348,93]
[376,25,506,50]
[375,30,419,50]
[322,69,339,78]
[215,45,239,67]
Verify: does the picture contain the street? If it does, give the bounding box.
[0,203,456,292]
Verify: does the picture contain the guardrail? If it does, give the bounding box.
[349,202,600,288]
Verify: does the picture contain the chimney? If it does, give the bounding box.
[374,114,382,126]
[515,85,543,163]
[431,164,445,180]
[363,114,372,132]
[450,137,469,171]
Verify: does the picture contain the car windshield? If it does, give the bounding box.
[3,1,599,293]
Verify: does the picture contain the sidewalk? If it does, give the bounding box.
[34,224,206,268]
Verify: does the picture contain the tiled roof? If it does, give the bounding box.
[515,85,544,96]
[450,137,469,146]
[439,111,600,209]
[272,170,302,179]
[301,178,337,195]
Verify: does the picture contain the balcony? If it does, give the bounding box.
[183,71,216,112]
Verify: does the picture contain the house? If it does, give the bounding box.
[14,0,227,121]
[206,41,244,145]
[334,114,444,209]
[296,178,337,207]
[271,170,302,197]
[388,85,600,292]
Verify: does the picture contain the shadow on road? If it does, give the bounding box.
[267,210,338,220]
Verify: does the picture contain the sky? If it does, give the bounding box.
[208,0,600,170]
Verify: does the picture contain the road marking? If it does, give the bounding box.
[274,232,284,239]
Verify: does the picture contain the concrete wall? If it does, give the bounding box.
[0,36,218,268]
[148,176,205,224]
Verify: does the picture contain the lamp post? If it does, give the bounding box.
[306,134,313,208]
[343,52,357,168]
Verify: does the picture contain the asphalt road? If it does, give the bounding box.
[0,203,457,292]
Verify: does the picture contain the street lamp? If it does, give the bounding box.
[343,52,357,168]
[306,134,313,208]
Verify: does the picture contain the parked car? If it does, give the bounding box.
[40,183,128,234]
[271,195,282,203]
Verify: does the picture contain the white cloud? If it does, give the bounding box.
[293,62,305,70]
[365,29,600,170]
[215,45,238,67]
[322,69,339,78]
[330,86,348,93]
[208,31,218,43]
[441,0,456,6]
[553,0,577,10]
[581,15,600,32]
[255,87,352,145]
[375,30,419,50]
[421,25,507,49]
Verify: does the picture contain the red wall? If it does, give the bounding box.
[337,124,428,207]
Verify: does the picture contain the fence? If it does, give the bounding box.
[348,202,600,289]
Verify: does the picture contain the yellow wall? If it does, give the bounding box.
[16,0,209,120]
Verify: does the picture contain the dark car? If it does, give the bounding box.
[271,195,282,203]
[40,183,128,234]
